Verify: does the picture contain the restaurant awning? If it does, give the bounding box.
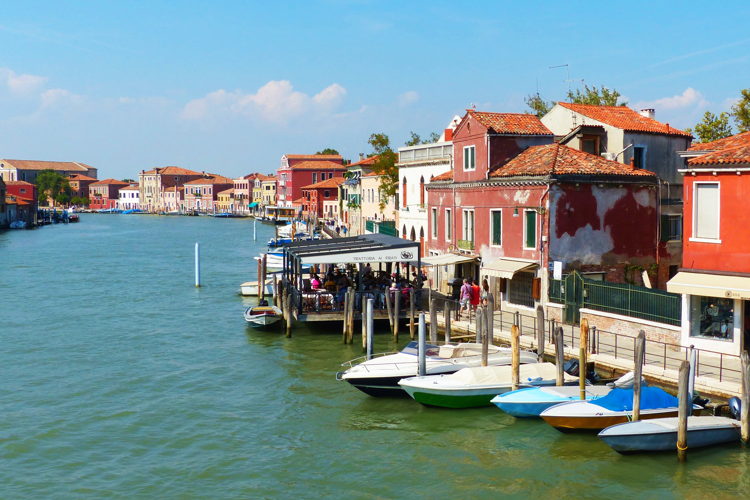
[285,233,421,265]
[248,202,258,208]
[667,271,750,299]
[421,253,477,267]
[481,258,538,279]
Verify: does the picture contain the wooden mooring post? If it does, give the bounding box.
[633,330,646,421]
[475,305,483,344]
[429,299,438,344]
[482,304,490,367]
[285,293,292,338]
[409,289,415,340]
[342,290,350,342]
[444,301,452,343]
[579,318,589,400]
[394,289,400,341]
[511,324,520,390]
[487,294,495,344]
[741,351,750,444]
[347,289,355,343]
[366,298,374,360]
[418,312,426,376]
[554,326,564,386]
[677,360,690,462]
[385,290,394,335]
[361,294,368,350]
[536,305,545,361]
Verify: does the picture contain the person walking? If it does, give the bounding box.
[470,279,481,313]
[481,278,490,305]
[458,278,472,320]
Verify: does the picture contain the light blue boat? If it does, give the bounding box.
[491,385,612,417]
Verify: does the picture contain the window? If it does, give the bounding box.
[524,210,537,249]
[490,209,502,246]
[463,145,476,171]
[581,135,600,155]
[660,214,682,242]
[419,176,425,206]
[690,296,734,341]
[508,272,535,308]
[312,173,318,184]
[462,209,474,242]
[445,208,452,241]
[324,190,330,198]
[693,182,719,240]
[431,208,438,238]
[633,146,646,169]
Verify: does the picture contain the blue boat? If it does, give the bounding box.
[491,385,612,418]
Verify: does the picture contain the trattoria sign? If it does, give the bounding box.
[300,246,419,265]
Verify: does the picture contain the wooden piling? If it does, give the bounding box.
[366,298,374,359]
[409,289,415,340]
[677,359,690,462]
[385,290,394,335]
[347,289,355,342]
[536,305,545,361]
[554,326,564,386]
[633,330,646,421]
[511,324,520,390]
[482,305,490,367]
[475,305,483,344]
[741,351,750,444]
[418,312,426,376]
[444,301,452,343]
[579,318,589,400]
[257,258,262,297]
[342,290,350,342]
[394,289,400,340]
[429,299,438,344]
[361,293,368,350]
[487,294,495,344]
[260,253,267,301]
[285,293,292,338]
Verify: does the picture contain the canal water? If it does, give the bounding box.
[1,215,748,498]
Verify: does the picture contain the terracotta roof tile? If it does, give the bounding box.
[286,154,343,160]
[558,102,691,137]
[91,178,130,186]
[184,175,233,185]
[688,130,750,152]
[466,110,552,135]
[2,159,93,172]
[286,160,347,171]
[347,155,378,167]
[218,188,235,195]
[5,180,35,186]
[301,177,345,189]
[119,185,140,191]
[489,143,656,178]
[431,171,453,181]
[68,174,98,181]
[688,143,750,166]
[142,166,202,176]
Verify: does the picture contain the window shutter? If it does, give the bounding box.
[532,278,541,300]
[660,214,670,242]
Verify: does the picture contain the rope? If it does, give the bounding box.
[677,442,688,451]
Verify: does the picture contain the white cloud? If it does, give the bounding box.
[0,67,48,95]
[635,87,708,111]
[40,88,84,108]
[398,90,419,107]
[180,80,347,123]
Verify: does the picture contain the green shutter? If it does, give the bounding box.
[660,214,670,242]
[492,211,502,245]
[525,211,536,248]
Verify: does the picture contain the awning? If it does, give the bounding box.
[667,271,750,299]
[421,253,477,267]
[248,202,258,208]
[285,233,421,265]
[481,258,537,279]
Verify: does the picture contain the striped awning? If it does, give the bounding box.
[667,271,750,299]
[482,259,537,279]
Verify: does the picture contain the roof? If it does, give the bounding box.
[557,102,692,137]
[91,178,130,186]
[5,180,35,186]
[431,171,453,182]
[688,130,750,152]
[465,110,552,136]
[687,143,750,166]
[218,188,235,195]
[301,177,345,190]
[184,175,233,185]
[347,155,378,167]
[68,174,98,181]
[119,185,140,191]
[260,174,277,182]
[489,143,656,179]
[1,159,93,172]
[285,233,420,265]
[141,166,202,176]
[285,160,347,171]
[285,154,343,160]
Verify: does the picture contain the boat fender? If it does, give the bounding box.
[729,396,741,420]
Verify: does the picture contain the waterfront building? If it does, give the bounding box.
[301,177,344,219]
[339,155,377,235]
[232,174,255,215]
[216,188,235,213]
[260,175,277,208]
[427,109,659,315]
[117,184,141,210]
[89,179,129,210]
[139,166,203,213]
[0,159,97,183]
[0,177,8,228]
[667,131,750,356]
[68,174,97,201]
[541,103,692,287]
[361,171,396,236]
[162,186,184,213]
[276,154,345,208]
[183,175,234,212]
[397,118,458,255]
[5,180,37,204]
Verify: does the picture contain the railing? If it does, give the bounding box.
[457,239,474,250]
[365,220,375,233]
[297,288,425,315]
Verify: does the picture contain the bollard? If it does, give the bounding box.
[633,330,646,421]
[194,242,201,287]
[253,218,257,241]
[366,298,374,360]
[677,360,690,462]
[418,312,426,376]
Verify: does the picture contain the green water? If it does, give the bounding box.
[1,215,749,498]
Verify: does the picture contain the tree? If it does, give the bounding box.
[731,88,750,132]
[405,131,421,146]
[316,148,340,155]
[425,131,440,143]
[35,169,72,207]
[525,92,554,117]
[122,178,136,184]
[686,111,733,143]
[367,133,398,210]
[566,84,626,106]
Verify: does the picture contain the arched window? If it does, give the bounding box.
[402,177,407,207]
[419,176,425,206]
[410,227,416,241]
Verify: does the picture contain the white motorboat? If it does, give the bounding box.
[240,280,274,296]
[398,363,578,408]
[336,341,539,397]
[598,416,740,453]
[244,305,282,328]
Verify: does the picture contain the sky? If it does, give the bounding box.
[1,0,749,180]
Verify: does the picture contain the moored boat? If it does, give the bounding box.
[337,342,539,398]
[398,363,577,408]
[244,304,283,328]
[240,280,274,296]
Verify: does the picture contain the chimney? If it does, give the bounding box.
[640,108,655,119]
[359,153,364,160]
[444,128,453,141]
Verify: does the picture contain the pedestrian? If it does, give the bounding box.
[470,279,481,312]
[335,225,340,235]
[481,278,490,305]
[458,278,472,320]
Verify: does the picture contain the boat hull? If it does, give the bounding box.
[245,315,282,329]
[343,376,420,398]
[543,410,685,432]
[599,417,741,453]
[406,388,511,408]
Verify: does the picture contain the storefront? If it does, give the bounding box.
[667,271,750,355]
[481,258,539,310]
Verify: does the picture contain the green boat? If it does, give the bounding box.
[398,363,578,408]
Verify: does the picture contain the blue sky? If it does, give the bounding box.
[1,1,749,179]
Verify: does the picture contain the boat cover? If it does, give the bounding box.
[450,363,574,386]
[591,387,678,412]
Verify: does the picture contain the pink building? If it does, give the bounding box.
[183,175,234,212]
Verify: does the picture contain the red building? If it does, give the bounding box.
[68,173,97,201]
[427,110,658,313]
[5,181,37,203]
[301,177,344,218]
[4,180,37,226]
[668,131,750,355]
[89,179,129,210]
[276,154,345,208]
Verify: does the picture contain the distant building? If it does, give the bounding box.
[68,174,98,201]
[117,185,141,210]
[361,171,396,236]
[183,175,234,212]
[0,159,97,183]
[276,154,345,208]
[339,155,377,235]
[0,177,7,228]
[301,177,344,219]
[260,175,277,207]
[216,188,235,213]
[162,186,184,213]
[139,166,203,212]
[90,179,129,210]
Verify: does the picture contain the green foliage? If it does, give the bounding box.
[566,85,626,106]
[35,169,72,207]
[731,88,750,132]
[122,178,136,184]
[425,131,440,143]
[686,111,733,143]
[316,148,340,155]
[367,133,398,210]
[405,131,441,146]
[524,93,554,117]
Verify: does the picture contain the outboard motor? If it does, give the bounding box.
[693,394,710,409]
[729,396,742,420]
[258,299,269,307]
[563,359,579,377]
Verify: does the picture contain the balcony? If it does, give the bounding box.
[457,239,474,251]
[398,142,452,164]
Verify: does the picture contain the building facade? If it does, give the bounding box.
[89,179,129,210]
[276,154,345,208]
[68,174,97,201]
[183,175,234,212]
[0,159,97,183]
[301,177,344,219]
[117,185,141,210]
[138,166,203,212]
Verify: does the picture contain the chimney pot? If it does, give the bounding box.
[640,108,655,119]
[444,128,453,141]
